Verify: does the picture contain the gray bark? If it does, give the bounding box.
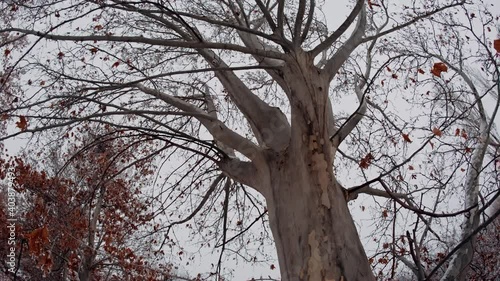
[225,52,375,281]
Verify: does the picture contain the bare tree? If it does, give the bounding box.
[1,0,498,280]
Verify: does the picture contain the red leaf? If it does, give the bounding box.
[16,116,28,131]
[359,153,374,169]
[455,128,460,136]
[368,0,381,9]
[402,133,412,143]
[391,73,398,79]
[57,52,64,59]
[417,68,425,74]
[112,61,120,68]
[4,49,11,57]
[270,264,276,270]
[494,39,500,53]
[461,129,468,139]
[408,165,414,170]
[94,24,104,31]
[89,47,98,54]
[431,62,448,77]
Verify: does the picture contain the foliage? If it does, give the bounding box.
[0,0,499,280]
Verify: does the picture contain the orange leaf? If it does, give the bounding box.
[402,133,412,143]
[432,127,442,137]
[16,116,28,131]
[431,62,448,77]
[494,39,500,53]
[25,226,50,257]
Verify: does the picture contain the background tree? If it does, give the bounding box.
[0,125,177,280]
[1,0,499,280]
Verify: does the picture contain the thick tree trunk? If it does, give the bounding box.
[257,52,375,281]
[263,151,374,281]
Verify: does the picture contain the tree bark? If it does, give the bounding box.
[264,155,375,281]
[251,52,375,281]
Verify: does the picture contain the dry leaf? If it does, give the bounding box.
[402,133,412,143]
[16,116,28,131]
[432,127,442,137]
[431,62,448,77]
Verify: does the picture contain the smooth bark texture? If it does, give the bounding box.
[225,51,375,281]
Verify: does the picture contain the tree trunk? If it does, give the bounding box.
[257,53,375,281]
[262,151,374,281]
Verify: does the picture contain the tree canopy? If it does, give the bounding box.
[1,0,499,280]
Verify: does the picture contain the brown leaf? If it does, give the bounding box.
[432,127,442,137]
[455,128,460,136]
[359,153,374,169]
[16,116,28,131]
[402,133,412,143]
[418,68,425,74]
[493,39,500,53]
[382,209,388,218]
[431,62,448,77]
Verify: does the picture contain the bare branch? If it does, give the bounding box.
[1,28,286,60]
[309,0,364,58]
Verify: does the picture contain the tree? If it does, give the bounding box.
[0,125,175,280]
[1,0,499,280]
